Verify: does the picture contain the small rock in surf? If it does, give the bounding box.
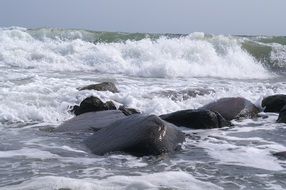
[71,96,116,116]
[273,151,286,160]
[79,82,119,93]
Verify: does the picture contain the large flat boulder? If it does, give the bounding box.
[84,114,185,156]
[56,110,126,132]
[160,109,231,129]
[200,97,260,121]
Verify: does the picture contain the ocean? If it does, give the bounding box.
[0,27,285,190]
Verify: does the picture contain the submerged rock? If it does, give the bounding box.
[84,114,185,156]
[262,94,286,113]
[200,97,260,121]
[71,96,116,116]
[56,110,126,132]
[79,82,119,93]
[160,109,231,129]
[273,151,286,160]
[154,88,215,101]
[276,105,286,123]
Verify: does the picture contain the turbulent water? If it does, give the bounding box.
[0,27,286,190]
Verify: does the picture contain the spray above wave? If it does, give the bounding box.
[0,27,283,79]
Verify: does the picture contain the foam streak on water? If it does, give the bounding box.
[0,27,286,190]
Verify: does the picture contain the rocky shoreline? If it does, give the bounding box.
[54,82,286,159]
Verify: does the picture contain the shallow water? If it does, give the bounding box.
[0,27,286,190]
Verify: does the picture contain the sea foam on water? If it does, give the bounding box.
[0,27,286,189]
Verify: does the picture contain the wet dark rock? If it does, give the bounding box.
[200,97,260,121]
[276,105,286,123]
[79,82,119,93]
[71,96,116,116]
[56,110,126,132]
[84,114,185,156]
[105,101,117,109]
[273,151,286,160]
[118,105,141,116]
[160,109,231,129]
[154,88,215,101]
[262,94,286,113]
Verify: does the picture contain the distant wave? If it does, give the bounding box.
[1,27,285,79]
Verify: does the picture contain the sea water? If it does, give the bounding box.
[0,27,285,190]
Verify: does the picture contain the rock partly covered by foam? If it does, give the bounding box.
[84,114,185,156]
[56,110,126,132]
[154,88,215,101]
[71,96,116,116]
[273,151,286,160]
[262,94,286,113]
[160,109,231,129]
[79,82,119,93]
[200,97,260,121]
[118,105,141,116]
[276,105,286,123]
[71,96,140,116]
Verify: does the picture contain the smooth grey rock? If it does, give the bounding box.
[56,110,126,132]
[84,114,185,156]
[200,97,260,121]
[160,109,231,129]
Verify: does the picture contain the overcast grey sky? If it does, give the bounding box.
[0,0,285,35]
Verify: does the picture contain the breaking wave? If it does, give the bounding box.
[1,27,285,79]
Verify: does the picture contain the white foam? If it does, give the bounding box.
[270,43,286,68]
[1,28,282,124]
[0,148,59,159]
[1,72,286,124]
[200,138,284,171]
[7,171,222,190]
[0,27,272,79]
[60,145,86,153]
[0,75,88,124]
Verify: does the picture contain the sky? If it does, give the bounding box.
[0,0,285,35]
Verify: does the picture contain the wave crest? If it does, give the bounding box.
[0,27,277,79]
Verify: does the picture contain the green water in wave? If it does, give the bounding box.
[27,28,185,43]
[26,28,286,72]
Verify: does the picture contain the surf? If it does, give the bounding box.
[2,27,285,79]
